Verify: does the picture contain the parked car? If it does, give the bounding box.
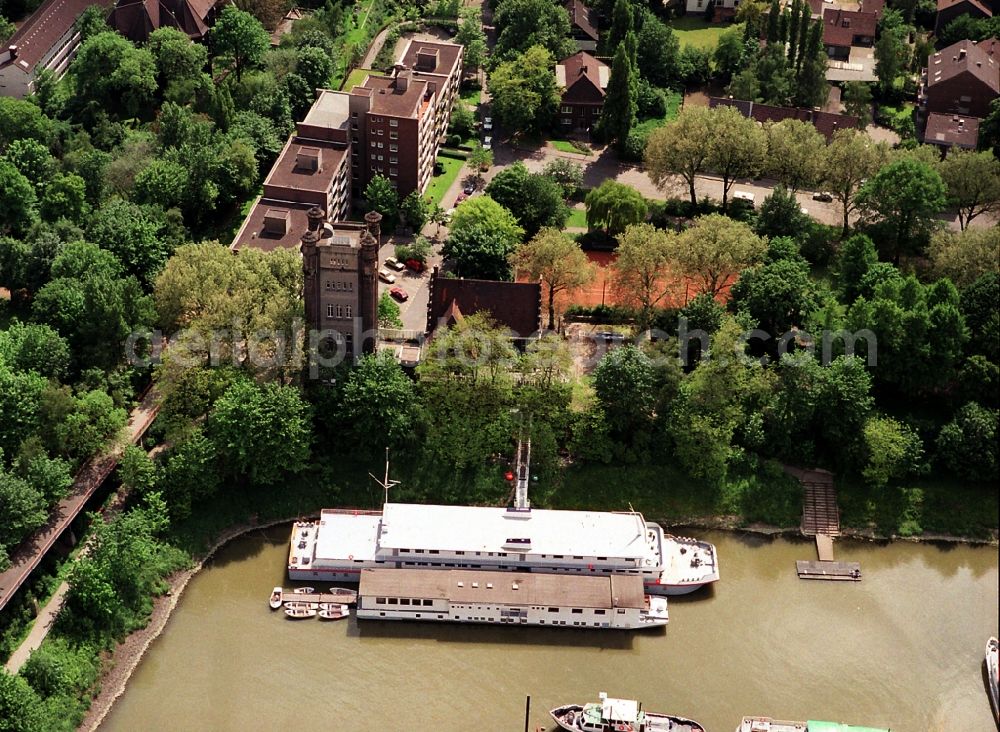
[483,136,492,150]
[405,259,425,272]
[463,181,476,195]
[733,191,755,205]
[812,191,833,202]
[385,257,406,272]
[483,117,493,131]
[378,269,396,284]
[389,286,408,302]
[455,192,468,205]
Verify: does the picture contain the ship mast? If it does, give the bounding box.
[369,446,400,507]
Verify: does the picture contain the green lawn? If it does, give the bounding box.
[668,16,727,49]
[550,139,591,155]
[426,154,466,208]
[342,67,383,91]
[565,206,588,229]
[459,86,481,108]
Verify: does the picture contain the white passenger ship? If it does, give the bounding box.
[356,568,669,629]
[287,503,718,595]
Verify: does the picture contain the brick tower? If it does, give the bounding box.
[360,211,382,354]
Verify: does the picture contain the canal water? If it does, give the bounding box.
[100,528,998,732]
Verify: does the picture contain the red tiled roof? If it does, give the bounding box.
[823,9,877,48]
[1,0,115,72]
[565,0,598,40]
[709,97,859,140]
[427,270,541,337]
[927,39,1000,94]
[110,0,218,42]
[936,0,991,16]
[558,51,609,103]
[924,112,981,148]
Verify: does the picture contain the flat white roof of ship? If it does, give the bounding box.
[377,503,652,558]
[314,510,381,560]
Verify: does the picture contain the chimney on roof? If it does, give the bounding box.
[263,208,290,235]
[295,146,322,172]
[958,119,964,130]
[416,48,438,71]
[396,70,410,91]
[959,48,966,59]
[8,45,17,60]
[580,64,588,75]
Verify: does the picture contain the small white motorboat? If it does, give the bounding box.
[318,603,350,621]
[327,587,358,605]
[293,586,315,594]
[269,586,283,610]
[284,605,316,619]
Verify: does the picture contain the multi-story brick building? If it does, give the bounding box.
[396,39,464,146]
[555,51,609,132]
[0,0,115,97]
[920,39,1000,120]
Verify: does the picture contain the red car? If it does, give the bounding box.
[389,286,408,302]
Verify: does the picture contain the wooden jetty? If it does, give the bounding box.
[785,466,862,582]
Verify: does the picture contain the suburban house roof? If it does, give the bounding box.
[927,39,1000,94]
[859,0,885,17]
[823,9,878,47]
[0,0,115,73]
[565,0,599,40]
[426,269,541,337]
[936,0,992,17]
[709,97,859,140]
[109,0,218,42]
[556,51,610,102]
[924,112,981,148]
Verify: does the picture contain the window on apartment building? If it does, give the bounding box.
[562,118,572,125]
[377,142,384,149]
[378,155,384,161]
[351,122,358,130]
[326,304,335,318]
[371,141,376,147]
[377,129,383,136]
[351,111,358,117]
[345,305,353,318]
[389,168,397,176]
[346,281,353,291]
[561,106,572,113]
[389,156,397,163]
[390,132,398,139]
[390,120,398,127]
[390,144,398,152]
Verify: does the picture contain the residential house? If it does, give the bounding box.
[920,38,999,119]
[709,97,859,140]
[425,267,542,342]
[823,9,878,60]
[109,0,220,43]
[935,0,992,37]
[685,0,737,16]
[555,51,609,132]
[924,112,981,151]
[0,0,115,97]
[565,0,599,51]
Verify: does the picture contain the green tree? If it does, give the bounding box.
[212,6,270,82]
[0,320,70,379]
[727,68,761,103]
[0,160,36,234]
[0,97,51,150]
[669,214,767,297]
[822,128,888,236]
[637,13,679,88]
[928,228,1000,288]
[160,428,221,520]
[935,402,998,482]
[208,380,311,485]
[594,344,655,438]
[755,186,809,240]
[705,105,767,211]
[486,161,568,236]
[601,43,638,152]
[856,157,947,263]
[399,190,429,232]
[148,27,210,87]
[87,198,171,282]
[611,223,676,330]
[585,180,647,236]
[364,175,399,229]
[936,148,1000,231]
[2,138,55,194]
[378,291,403,329]
[74,4,109,41]
[842,81,873,126]
[766,0,781,43]
[442,196,524,280]
[714,26,748,83]
[755,42,795,105]
[0,670,46,732]
[731,256,818,335]
[340,353,416,452]
[644,105,713,206]
[456,8,488,69]
[449,104,476,140]
[493,0,574,60]
[295,44,333,90]
[70,32,157,118]
[467,143,493,183]
[861,415,924,488]
[764,118,825,193]
[786,0,802,63]
[39,173,87,224]
[15,450,73,504]
[489,45,560,134]
[118,444,158,494]
[511,228,596,329]
[834,233,879,302]
[0,364,47,459]
[874,26,908,93]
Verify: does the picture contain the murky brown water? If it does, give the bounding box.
[99,528,998,732]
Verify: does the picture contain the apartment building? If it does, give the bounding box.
[0,0,114,97]
[396,39,464,146]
